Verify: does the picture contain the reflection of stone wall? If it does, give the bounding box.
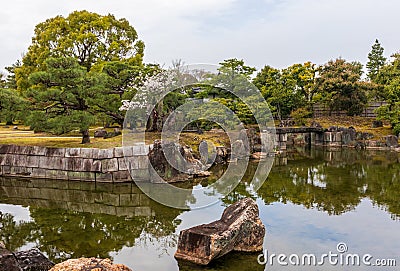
[0,178,153,217]
[0,145,149,183]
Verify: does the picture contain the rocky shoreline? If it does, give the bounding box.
[0,242,132,271]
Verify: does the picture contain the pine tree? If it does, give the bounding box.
[366,39,386,82]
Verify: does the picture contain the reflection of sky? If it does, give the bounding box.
[258,198,400,271]
[0,204,32,222]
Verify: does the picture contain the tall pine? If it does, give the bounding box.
[366,39,386,82]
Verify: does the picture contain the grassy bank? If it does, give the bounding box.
[0,117,394,149]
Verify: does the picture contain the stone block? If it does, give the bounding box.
[65,148,81,157]
[67,171,83,181]
[0,145,10,154]
[2,166,11,175]
[122,146,134,157]
[81,172,96,182]
[14,155,28,167]
[31,146,47,156]
[101,158,119,172]
[10,167,32,177]
[95,172,113,183]
[68,158,81,171]
[98,149,114,159]
[92,160,102,172]
[31,168,46,178]
[8,145,30,155]
[125,156,149,170]
[113,147,125,158]
[61,158,75,171]
[26,156,40,168]
[72,158,85,171]
[39,156,64,170]
[132,145,149,155]
[81,159,94,172]
[0,154,10,166]
[80,148,95,158]
[112,171,131,183]
[45,148,65,157]
[118,158,129,171]
[130,169,150,180]
[46,169,68,180]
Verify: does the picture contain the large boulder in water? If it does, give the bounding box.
[50,258,131,271]
[175,198,265,265]
[148,140,207,180]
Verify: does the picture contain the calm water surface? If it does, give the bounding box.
[1,147,399,271]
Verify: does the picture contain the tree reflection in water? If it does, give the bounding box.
[0,147,399,267]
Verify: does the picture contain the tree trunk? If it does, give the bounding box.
[81,129,90,144]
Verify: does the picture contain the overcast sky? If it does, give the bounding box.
[0,0,399,73]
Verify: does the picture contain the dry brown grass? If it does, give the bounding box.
[308,116,393,139]
[0,117,394,149]
[0,124,230,150]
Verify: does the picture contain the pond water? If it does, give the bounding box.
[1,147,399,271]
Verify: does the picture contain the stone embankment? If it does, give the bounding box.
[0,144,149,182]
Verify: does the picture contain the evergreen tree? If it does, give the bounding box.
[27,57,104,144]
[315,58,369,116]
[366,39,386,82]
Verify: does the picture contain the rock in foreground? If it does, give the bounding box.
[175,198,265,265]
[0,245,20,271]
[15,249,55,270]
[0,246,54,271]
[50,258,131,271]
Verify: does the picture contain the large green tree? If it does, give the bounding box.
[90,60,159,127]
[0,88,26,125]
[210,58,256,97]
[315,58,369,116]
[282,62,316,104]
[253,65,306,119]
[375,54,400,134]
[16,10,144,91]
[27,57,104,143]
[366,39,386,83]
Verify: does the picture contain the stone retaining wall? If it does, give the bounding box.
[0,145,150,183]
